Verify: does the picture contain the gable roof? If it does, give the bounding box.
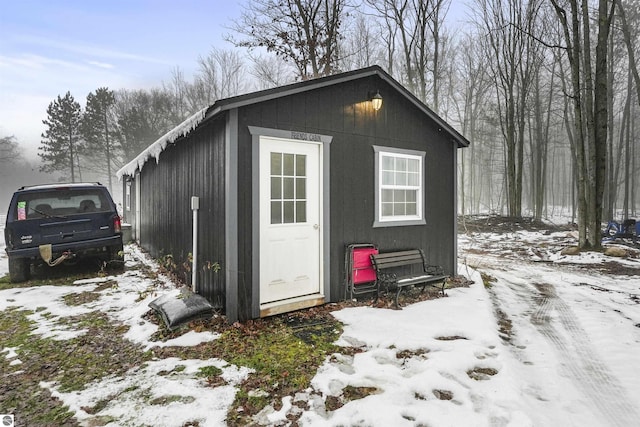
[209,65,470,148]
[118,66,470,179]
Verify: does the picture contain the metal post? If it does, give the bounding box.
[191,196,199,292]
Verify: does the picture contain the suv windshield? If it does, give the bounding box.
[14,189,112,220]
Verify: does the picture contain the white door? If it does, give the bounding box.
[259,137,322,304]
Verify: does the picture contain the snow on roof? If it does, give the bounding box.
[116,106,208,180]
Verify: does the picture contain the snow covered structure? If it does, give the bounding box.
[117,66,470,322]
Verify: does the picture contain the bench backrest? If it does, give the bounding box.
[370,249,427,271]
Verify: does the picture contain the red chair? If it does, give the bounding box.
[345,244,378,300]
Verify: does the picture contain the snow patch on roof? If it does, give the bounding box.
[116,107,208,179]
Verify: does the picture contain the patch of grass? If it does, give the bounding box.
[196,364,227,387]
[481,272,497,288]
[0,274,12,288]
[495,307,513,342]
[467,366,498,380]
[63,290,101,306]
[150,395,195,405]
[433,389,454,400]
[0,308,77,425]
[324,386,381,412]
[414,391,427,401]
[197,365,223,378]
[53,312,150,392]
[0,305,152,425]
[396,348,430,359]
[154,311,343,425]
[343,385,380,401]
[435,335,468,341]
[62,280,119,306]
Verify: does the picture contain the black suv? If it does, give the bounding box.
[4,183,124,282]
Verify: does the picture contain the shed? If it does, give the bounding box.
[117,66,470,322]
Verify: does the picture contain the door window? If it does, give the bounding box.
[270,152,307,224]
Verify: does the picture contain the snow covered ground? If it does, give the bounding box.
[1,218,640,426]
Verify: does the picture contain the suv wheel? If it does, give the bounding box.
[9,257,30,282]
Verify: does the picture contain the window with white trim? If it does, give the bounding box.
[374,147,425,226]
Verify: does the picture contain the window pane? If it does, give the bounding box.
[394,202,406,216]
[296,201,306,222]
[271,177,281,199]
[382,171,394,185]
[296,178,306,199]
[271,201,282,224]
[408,172,419,186]
[382,189,394,203]
[271,153,282,175]
[283,153,295,175]
[396,157,407,172]
[382,156,394,171]
[296,155,306,176]
[407,159,419,172]
[283,178,295,200]
[382,203,393,216]
[395,171,407,186]
[283,177,295,199]
[283,201,295,223]
[406,202,417,215]
[406,190,417,202]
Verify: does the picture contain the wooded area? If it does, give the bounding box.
[3,0,637,248]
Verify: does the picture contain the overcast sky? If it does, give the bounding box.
[0,0,242,159]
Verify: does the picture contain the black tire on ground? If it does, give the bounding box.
[8,257,30,282]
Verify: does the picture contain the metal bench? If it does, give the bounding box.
[370,249,447,308]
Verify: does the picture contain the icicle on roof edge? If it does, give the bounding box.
[117,106,209,180]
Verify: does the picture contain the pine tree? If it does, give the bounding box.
[39,92,83,181]
[82,87,118,191]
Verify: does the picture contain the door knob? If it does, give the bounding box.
[313,224,320,230]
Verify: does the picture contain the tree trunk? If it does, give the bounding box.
[614,0,640,107]
[550,0,614,249]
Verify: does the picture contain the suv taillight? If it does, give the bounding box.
[113,215,122,233]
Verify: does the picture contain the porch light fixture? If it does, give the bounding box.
[370,90,383,111]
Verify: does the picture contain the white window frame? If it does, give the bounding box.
[373,146,426,227]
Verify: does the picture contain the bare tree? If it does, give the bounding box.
[249,54,296,90]
[614,0,640,106]
[113,88,177,161]
[164,67,191,121]
[454,33,493,215]
[366,0,451,110]
[473,0,541,217]
[196,48,249,101]
[424,0,450,112]
[338,13,385,70]
[0,135,20,166]
[550,0,616,248]
[228,0,348,79]
[529,56,556,220]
